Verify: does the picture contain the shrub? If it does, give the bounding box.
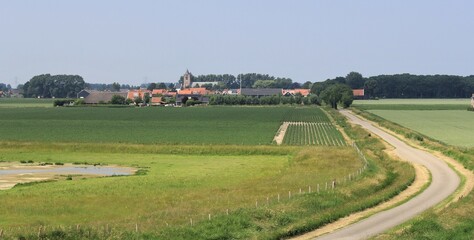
[111,95,126,105]
[74,99,85,105]
[53,99,74,107]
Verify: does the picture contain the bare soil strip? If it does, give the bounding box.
[274,122,290,145]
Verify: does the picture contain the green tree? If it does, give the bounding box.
[157,83,167,89]
[111,82,121,92]
[364,79,377,98]
[147,83,157,91]
[345,72,365,89]
[320,84,353,109]
[111,95,126,104]
[302,81,312,89]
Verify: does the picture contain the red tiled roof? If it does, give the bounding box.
[151,97,162,103]
[152,89,167,95]
[352,89,365,97]
[127,90,151,100]
[178,88,208,95]
[282,89,311,97]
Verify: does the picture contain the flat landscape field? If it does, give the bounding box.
[354,99,473,147]
[0,102,415,239]
[0,106,289,145]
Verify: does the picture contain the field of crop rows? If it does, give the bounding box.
[281,108,346,146]
[282,122,346,146]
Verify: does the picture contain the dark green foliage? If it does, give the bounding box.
[53,99,75,107]
[208,94,318,106]
[320,84,353,109]
[23,74,85,98]
[110,95,126,105]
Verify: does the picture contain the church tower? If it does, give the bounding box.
[183,69,192,89]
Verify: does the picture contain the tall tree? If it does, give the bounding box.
[320,84,353,109]
[345,72,364,89]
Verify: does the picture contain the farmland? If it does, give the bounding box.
[0,102,416,239]
[353,99,473,147]
[0,106,290,145]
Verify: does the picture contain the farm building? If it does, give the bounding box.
[83,91,127,104]
[241,88,282,97]
[352,89,365,99]
[127,89,151,100]
[151,97,166,106]
[282,89,311,97]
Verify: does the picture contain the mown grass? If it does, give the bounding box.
[350,105,474,240]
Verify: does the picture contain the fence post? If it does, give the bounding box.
[256,200,258,208]
[289,191,291,199]
[209,214,211,221]
[135,223,138,233]
[278,193,280,202]
[267,196,269,205]
[190,218,193,226]
[299,188,302,194]
[309,186,311,193]
[317,184,320,193]
[226,209,229,215]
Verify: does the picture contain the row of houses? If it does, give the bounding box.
[77,88,312,106]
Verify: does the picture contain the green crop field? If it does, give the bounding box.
[353,99,473,147]
[0,106,290,145]
[282,107,346,146]
[368,110,474,147]
[283,122,346,146]
[0,98,54,108]
[353,98,470,110]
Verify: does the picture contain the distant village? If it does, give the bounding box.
[76,70,319,106]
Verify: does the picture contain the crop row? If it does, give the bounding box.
[283,107,330,123]
[282,122,346,146]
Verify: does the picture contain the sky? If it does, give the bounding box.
[1,0,474,87]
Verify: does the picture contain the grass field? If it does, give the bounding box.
[352,100,474,240]
[369,110,474,147]
[353,98,470,110]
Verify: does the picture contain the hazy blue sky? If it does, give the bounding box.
[1,0,473,86]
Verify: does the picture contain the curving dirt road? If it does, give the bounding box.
[313,110,460,240]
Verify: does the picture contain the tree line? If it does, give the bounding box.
[0,83,12,92]
[21,74,85,98]
[312,72,474,99]
[208,94,320,106]
[179,73,311,90]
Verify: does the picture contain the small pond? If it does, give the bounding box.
[0,166,133,176]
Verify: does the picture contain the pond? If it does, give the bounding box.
[0,163,136,190]
[0,166,134,176]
